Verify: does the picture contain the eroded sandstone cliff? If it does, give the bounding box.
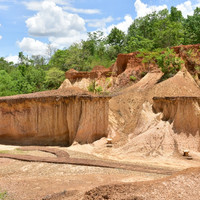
[0,88,110,146]
[153,97,200,135]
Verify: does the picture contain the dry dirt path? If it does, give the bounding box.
[0,146,175,176]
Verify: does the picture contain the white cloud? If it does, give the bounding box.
[134,0,167,18]
[17,37,49,56]
[23,0,71,10]
[103,15,133,35]
[87,16,114,28]
[176,0,200,18]
[176,1,193,17]
[5,55,19,64]
[48,0,72,6]
[25,1,86,37]
[17,34,88,56]
[111,15,133,33]
[49,33,88,49]
[23,0,99,15]
[21,0,89,55]
[64,7,101,15]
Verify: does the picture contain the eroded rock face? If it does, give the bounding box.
[65,66,112,83]
[172,44,200,83]
[153,97,200,135]
[115,101,200,157]
[0,90,110,146]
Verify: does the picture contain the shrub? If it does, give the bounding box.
[156,48,184,80]
[88,81,96,92]
[130,75,137,81]
[88,80,102,94]
[138,48,184,81]
[95,86,103,93]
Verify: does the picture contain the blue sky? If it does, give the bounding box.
[0,0,200,63]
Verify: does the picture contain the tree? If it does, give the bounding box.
[185,7,200,44]
[170,6,183,22]
[127,11,159,42]
[154,19,184,48]
[107,27,125,55]
[0,57,15,73]
[126,8,185,50]
[31,55,47,68]
[45,67,65,89]
[125,35,153,52]
[11,65,46,94]
[18,52,29,65]
[10,53,46,94]
[0,70,16,96]
[65,43,91,71]
[49,49,68,71]
[87,31,104,47]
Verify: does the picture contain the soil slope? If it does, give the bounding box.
[84,167,200,200]
[109,69,200,142]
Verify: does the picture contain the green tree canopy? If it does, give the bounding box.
[185,7,200,44]
[0,70,16,96]
[107,27,126,55]
[45,67,65,89]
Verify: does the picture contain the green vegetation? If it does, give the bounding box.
[88,80,103,94]
[0,191,8,200]
[0,190,12,200]
[45,67,65,89]
[0,6,200,96]
[156,48,184,80]
[130,75,137,81]
[138,48,184,80]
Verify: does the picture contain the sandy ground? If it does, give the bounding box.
[0,144,200,200]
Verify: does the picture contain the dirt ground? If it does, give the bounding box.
[0,143,199,200]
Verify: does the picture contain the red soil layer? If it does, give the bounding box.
[65,66,112,82]
[172,44,200,76]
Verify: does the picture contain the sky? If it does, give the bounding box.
[0,0,200,63]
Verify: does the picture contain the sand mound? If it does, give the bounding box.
[84,167,200,200]
[59,78,91,91]
[59,79,72,89]
[151,69,200,97]
[109,70,200,141]
[109,72,164,141]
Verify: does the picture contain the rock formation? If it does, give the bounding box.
[65,66,112,83]
[153,97,200,135]
[109,69,200,137]
[116,101,200,157]
[108,67,200,157]
[62,66,112,91]
[0,88,110,146]
[61,44,200,92]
